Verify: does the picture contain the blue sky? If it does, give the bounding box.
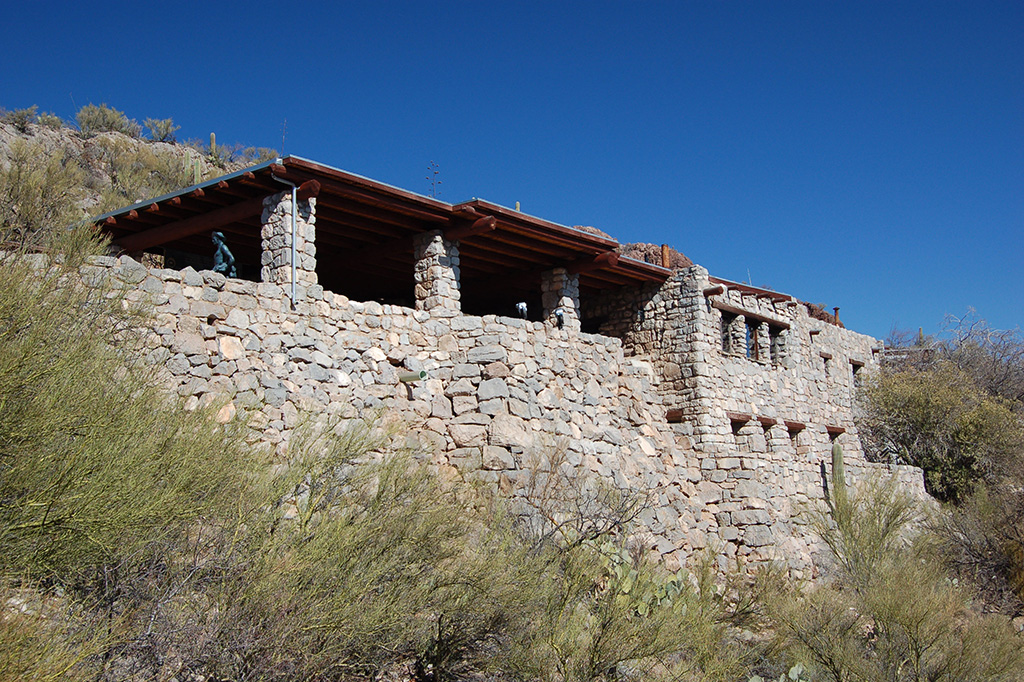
[3,1,1021,340]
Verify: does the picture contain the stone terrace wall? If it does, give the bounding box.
[85,254,716,571]
[64,253,927,579]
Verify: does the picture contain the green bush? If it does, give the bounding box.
[1,105,38,133]
[75,103,142,138]
[36,111,64,129]
[87,136,194,212]
[143,117,180,142]
[0,139,86,247]
[0,231,256,586]
[770,477,1024,682]
[110,417,525,681]
[858,363,1022,502]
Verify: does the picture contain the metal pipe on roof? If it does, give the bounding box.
[271,163,298,310]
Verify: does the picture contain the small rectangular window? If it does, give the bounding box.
[851,361,864,387]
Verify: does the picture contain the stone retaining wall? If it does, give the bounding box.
[63,251,928,579]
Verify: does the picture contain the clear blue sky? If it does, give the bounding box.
[4,1,1021,340]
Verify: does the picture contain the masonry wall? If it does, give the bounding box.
[65,245,926,580]
[585,265,927,573]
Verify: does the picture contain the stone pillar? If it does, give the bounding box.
[755,321,771,363]
[261,190,317,286]
[728,314,746,356]
[540,267,580,331]
[413,230,460,316]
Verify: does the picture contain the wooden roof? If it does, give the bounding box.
[94,156,671,309]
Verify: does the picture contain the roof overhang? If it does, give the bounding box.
[93,156,671,305]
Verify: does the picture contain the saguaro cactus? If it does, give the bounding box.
[832,440,847,510]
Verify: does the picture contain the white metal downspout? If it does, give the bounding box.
[270,171,298,309]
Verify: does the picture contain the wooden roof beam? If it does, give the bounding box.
[445,214,496,241]
[567,251,619,275]
[114,197,264,253]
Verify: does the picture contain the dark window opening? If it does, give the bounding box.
[851,361,864,387]
[746,321,759,361]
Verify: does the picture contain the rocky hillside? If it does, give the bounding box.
[0,104,274,245]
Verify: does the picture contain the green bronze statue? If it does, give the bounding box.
[211,231,237,278]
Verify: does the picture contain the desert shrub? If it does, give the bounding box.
[183,420,534,681]
[87,137,194,212]
[0,229,256,586]
[143,117,180,142]
[75,103,142,139]
[494,447,762,682]
[37,111,64,129]
[0,582,115,682]
[184,137,278,169]
[0,139,86,247]
[1,105,38,133]
[770,477,1024,682]
[858,362,1022,502]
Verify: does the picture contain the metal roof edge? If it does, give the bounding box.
[89,158,281,223]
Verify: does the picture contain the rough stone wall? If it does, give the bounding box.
[584,265,928,576]
[79,254,711,571]
[60,246,926,580]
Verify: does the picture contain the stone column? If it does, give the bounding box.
[261,190,317,286]
[413,230,460,316]
[540,267,580,331]
[755,321,771,363]
[728,314,746,356]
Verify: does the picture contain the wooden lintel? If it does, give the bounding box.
[809,329,822,336]
[445,215,496,241]
[567,250,619,275]
[757,416,778,427]
[726,411,752,424]
[711,300,790,330]
[826,425,846,436]
[709,276,791,302]
[114,197,264,253]
[703,284,725,297]
[819,352,833,360]
[666,408,684,423]
[784,420,806,432]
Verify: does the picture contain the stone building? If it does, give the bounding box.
[91,156,925,577]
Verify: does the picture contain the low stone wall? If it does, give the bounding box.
[67,253,928,579]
